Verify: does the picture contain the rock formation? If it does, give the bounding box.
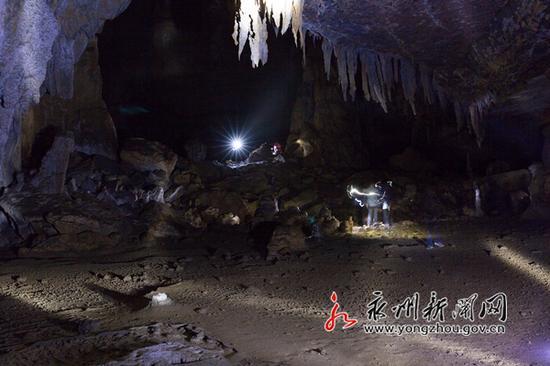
[0,0,130,186]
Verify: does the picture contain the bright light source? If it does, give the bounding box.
[221,127,250,160]
[231,137,244,151]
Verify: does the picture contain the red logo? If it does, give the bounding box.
[324,291,358,332]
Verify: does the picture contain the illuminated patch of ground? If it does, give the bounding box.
[351,221,429,240]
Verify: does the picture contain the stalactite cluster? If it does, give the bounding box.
[233,0,494,145]
[320,38,494,146]
[232,0,304,68]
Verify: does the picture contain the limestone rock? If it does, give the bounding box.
[485,169,532,192]
[20,38,119,163]
[139,203,196,243]
[246,143,273,164]
[31,133,75,194]
[120,138,178,176]
[523,164,550,219]
[0,1,131,187]
[195,191,250,222]
[267,225,307,259]
[0,192,127,251]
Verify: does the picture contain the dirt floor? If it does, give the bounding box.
[0,218,549,365]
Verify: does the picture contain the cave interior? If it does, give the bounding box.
[0,0,549,365]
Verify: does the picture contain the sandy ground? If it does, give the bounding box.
[0,218,549,365]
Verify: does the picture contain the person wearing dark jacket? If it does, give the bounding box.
[347,181,393,228]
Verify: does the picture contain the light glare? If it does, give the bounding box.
[231,137,244,151]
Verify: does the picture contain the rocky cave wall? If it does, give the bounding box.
[0,0,131,187]
[22,37,117,169]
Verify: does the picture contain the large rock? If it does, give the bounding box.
[139,203,198,244]
[195,191,250,222]
[267,225,307,259]
[485,169,532,192]
[0,192,128,251]
[30,133,75,194]
[523,163,550,220]
[120,138,178,176]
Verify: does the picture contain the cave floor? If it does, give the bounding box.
[0,219,549,365]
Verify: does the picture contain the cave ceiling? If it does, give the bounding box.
[301,0,550,100]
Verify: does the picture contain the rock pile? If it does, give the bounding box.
[1,133,544,255]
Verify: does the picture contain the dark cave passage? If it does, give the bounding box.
[98,0,303,159]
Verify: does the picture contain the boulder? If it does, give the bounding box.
[139,203,197,243]
[246,143,273,163]
[485,169,531,192]
[120,138,177,176]
[267,225,307,259]
[523,164,550,219]
[195,191,250,222]
[509,190,530,214]
[220,213,240,226]
[320,216,341,235]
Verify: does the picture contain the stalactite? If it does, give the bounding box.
[380,55,395,101]
[360,52,371,102]
[232,0,267,67]
[334,44,349,101]
[361,51,388,112]
[468,93,494,147]
[347,49,358,101]
[400,59,417,115]
[265,0,293,35]
[233,0,304,68]
[321,38,333,80]
[420,65,435,105]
